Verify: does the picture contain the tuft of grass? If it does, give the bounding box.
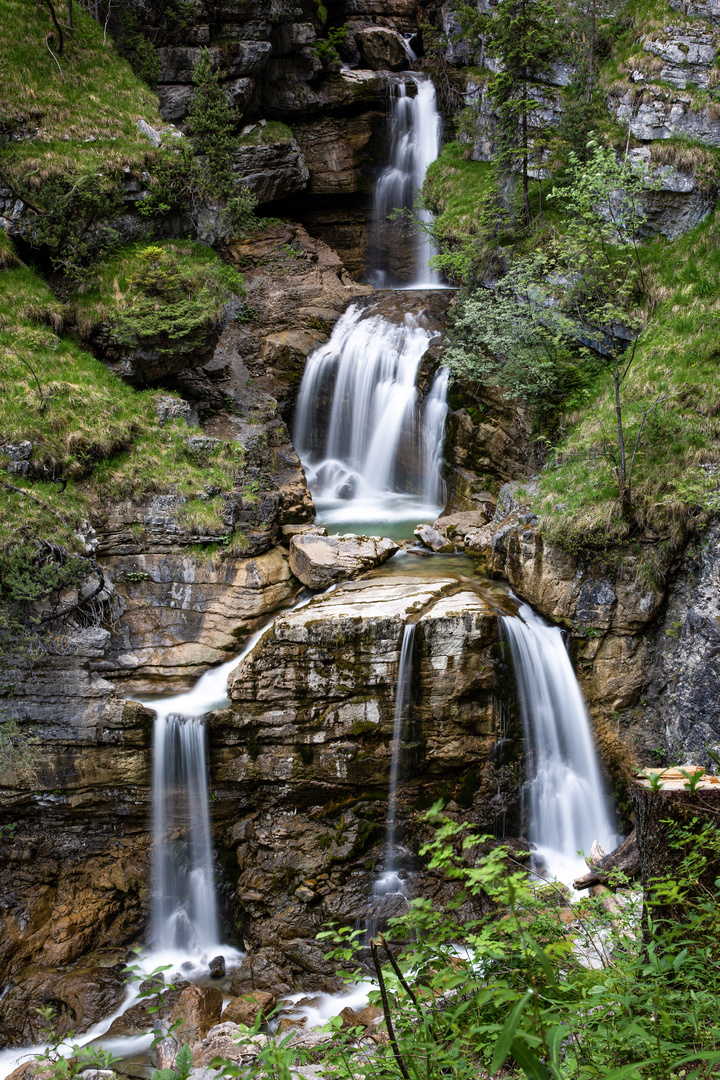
[423,142,496,244]
[236,121,295,147]
[0,0,164,182]
[0,264,244,551]
[68,240,245,342]
[535,209,720,557]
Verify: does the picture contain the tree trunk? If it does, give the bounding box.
[573,829,640,890]
[630,770,720,940]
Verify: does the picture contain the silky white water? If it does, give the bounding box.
[367,74,442,287]
[293,303,448,527]
[501,604,618,886]
[375,621,416,896]
[140,621,272,956]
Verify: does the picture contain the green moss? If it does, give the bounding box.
[70,241,244,346]
[0,0,164,182]
[235,121,295,146]
[0,264,243,550]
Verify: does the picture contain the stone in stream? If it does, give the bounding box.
[222,989,276,1026]
[289,532,399,588]
[170,985,224,1043]
[413,523,453,552]
[208,954,226,977]
[0,964,127,1046]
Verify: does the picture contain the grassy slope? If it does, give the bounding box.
[0,0,163,180]
[0,254,244,551]
[537,211,720,557]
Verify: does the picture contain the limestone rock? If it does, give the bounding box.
[355,27,409,70]
[233,141,310,204]
[192,1023,267,1067]
[414,524,454,553]
[289,533,399,588]
[171,986,224,1044]
[222,990,276,1025]
[0,964,126,1046]
[106,982,191,1037]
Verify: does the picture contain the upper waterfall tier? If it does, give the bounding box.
[366,74,442,288]
[502,604,619,886]
[293,299,448,528]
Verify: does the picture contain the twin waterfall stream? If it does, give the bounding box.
[0,71,619,1077]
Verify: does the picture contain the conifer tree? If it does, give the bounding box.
[462,0,561,225]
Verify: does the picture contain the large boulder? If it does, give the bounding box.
[170,985,224,1044]
[355,28,409,71]
[289,533,399,589]
[222,990,276,1026]
[0,965,126,1046]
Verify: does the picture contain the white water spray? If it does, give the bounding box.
[293,303,448,526]
[501,604,618,885]
[367,74,442,287]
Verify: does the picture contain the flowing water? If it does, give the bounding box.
[293,302,448,529]
[501,604,619,886]
[375,622,416,897]
[366,74,442,287]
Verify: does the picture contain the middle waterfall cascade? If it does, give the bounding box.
[293,303,448,526]
[367,74,442,287]
[501,604,619,886]
[376,621,416,896]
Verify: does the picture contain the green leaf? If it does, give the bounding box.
[490,989,533,1075]
[510,1038,551,1080]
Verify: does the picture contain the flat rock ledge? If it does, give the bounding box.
[289,532,399,589]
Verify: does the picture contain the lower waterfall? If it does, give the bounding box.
[151,715,219,952]
[501,604,618,885]
[293,302,448,527]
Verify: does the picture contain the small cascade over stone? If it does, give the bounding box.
[293,302,448,527]
[151,715,219,952]
[366,73,442,287]
[376,621,416,897]
[501,604,618,885]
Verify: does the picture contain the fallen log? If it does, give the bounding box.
[573,829,640,890]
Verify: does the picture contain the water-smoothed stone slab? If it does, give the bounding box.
[288,532,399,588]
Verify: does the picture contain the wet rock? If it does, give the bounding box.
[105,982,191,1037]
[433,509,495,547]
[289,533,399,589]
[156,1039,179,1071]
[222,989,276,1025]
[340,1003,382,1028]
[192,1023,267,1067]
[0,964,126,1046]
[170,986,224,1044]
[355,27,409,70]
[208,955,226,977]
[413,524,454,553]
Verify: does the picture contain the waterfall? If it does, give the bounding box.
[376,622,416,897]
[141,619,285,957]
[293,303,448,526]
[151,716,219,952]
[501,604,618,886]
[367,74,442,288]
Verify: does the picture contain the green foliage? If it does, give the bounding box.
[140,49,258,242]
[77,242,245,354]
[152,1043,194,1080]
[0,0,162,182]
[458,0,562,223]
[0,541,94,652]
[33,1005,120,1080]
[115,10,161,88]
[312,24,348,63]
[304,804,720,1080]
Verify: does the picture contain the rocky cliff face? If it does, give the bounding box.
[205,572,522,993]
